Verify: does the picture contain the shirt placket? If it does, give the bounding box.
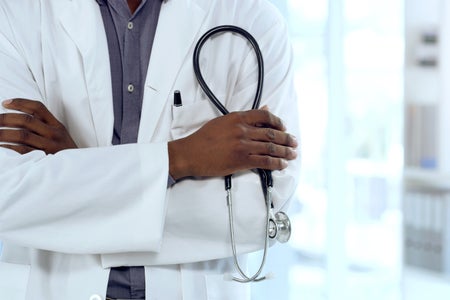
[120,15,142,144]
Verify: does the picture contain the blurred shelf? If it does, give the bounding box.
[403,168,450,190]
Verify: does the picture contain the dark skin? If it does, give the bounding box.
[0,99,78,154]
[0,98,298,180]
[127,0,141,14]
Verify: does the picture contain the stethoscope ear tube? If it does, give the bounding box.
[193,24,272,205]
[193,25,265,115]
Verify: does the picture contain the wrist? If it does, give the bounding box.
[168,139,190,180]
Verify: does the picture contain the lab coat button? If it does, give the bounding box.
[89,294,102,300]
[127,22,134,30]
[127,84,135,93]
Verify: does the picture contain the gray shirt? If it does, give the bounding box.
[97,0,162,298]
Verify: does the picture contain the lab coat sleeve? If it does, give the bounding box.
[226,15,300,212]
[0,6,169,254]
[230,12,301,214]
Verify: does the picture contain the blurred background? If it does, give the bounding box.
[250,0,450,299]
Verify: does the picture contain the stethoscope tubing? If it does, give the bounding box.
[193,25,273,283]
[193,24,272,197]
[226,188,272,282]
[193,25,265,115]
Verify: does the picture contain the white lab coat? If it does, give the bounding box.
[0,0,300,299]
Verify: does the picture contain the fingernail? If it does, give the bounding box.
[291,135,298,146]
[2,99,12,106]
[281,159,288,169]
[290,148,298,158]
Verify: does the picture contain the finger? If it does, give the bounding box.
[0,143,36,154]
[2,99,60,126]
[246,140,297,160]
[0,113,49,136]
[249,126,298,148]
[238,109,286,131]
[0,129,50,149]
[247,155,289,171]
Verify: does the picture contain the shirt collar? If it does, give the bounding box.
[96,0,164,5]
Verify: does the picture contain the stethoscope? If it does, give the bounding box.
[193,25,292,283]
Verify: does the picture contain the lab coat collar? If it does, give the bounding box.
[57,0,208,145]
[58,0,114,146]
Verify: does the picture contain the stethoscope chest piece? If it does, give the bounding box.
[269,211,291,243]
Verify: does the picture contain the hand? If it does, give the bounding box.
[0,99,78,154]
[168,108,298,180]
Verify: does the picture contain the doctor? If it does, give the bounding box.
[0,0,300,299]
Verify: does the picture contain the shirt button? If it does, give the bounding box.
[89,295,102,300]
[128,21,134,30]
[128,84,135,93]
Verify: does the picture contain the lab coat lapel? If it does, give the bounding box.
[58,0,114,147]
[138,0,209,141]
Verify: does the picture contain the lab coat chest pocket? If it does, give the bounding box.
[170,97,222,139]
[0,261,31,300]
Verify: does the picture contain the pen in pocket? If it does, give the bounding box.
[174,90,182,107]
